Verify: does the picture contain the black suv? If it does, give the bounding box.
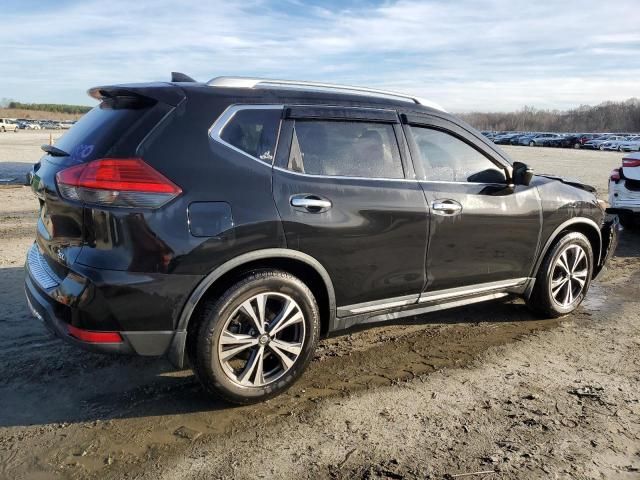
[25,75,618,404]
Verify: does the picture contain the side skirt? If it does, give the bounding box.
[333,277,532,331]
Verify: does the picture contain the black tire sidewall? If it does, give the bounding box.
[193,270,320,404]
[534,232,593,317]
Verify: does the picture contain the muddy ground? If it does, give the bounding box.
[0,134,638,479]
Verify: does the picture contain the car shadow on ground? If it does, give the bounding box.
[0,229,637,429]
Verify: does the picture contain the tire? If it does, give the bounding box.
[529,141,535,147]
[190,269,320,404]
[599,145,605,151]
[527,232,593,318]
[1,127,5,133]
[573,143,581,149]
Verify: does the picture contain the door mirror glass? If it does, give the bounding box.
[512,161,534,186]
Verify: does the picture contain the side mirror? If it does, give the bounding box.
[512,161,534,186]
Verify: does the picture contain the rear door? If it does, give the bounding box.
[272,106,429,315]
[401,113,542,294]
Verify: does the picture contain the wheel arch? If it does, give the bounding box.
[168,249,336,368]
[531,217,602,280]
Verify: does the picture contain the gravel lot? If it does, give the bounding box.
[0,132,638,479]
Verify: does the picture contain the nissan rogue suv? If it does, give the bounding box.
[25,74,618,404]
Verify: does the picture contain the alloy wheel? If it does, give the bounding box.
[549,245,589,307]
[217,292,305,387]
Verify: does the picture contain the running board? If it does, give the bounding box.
[364,292,510,325]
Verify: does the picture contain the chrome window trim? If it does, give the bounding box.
[208,104,285,167]
[274,165,417,183]
[275,165,509,187]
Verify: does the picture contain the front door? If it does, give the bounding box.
[402,115,542,293]
[272,106,429,314]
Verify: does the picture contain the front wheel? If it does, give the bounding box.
[190,270,320,404]
[529,141,535,147]
[527,232,593,318]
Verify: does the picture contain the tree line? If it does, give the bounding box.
[6,101,92,115]
[459,98,640,133]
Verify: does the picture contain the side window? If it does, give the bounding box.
[219,108,281,163]
[409,126,505,183]
[288,121,403,179]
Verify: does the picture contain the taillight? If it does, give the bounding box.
[610,168,620,181]
[67,324,123,343]
[56,158,181,208]
[622,158,640,168]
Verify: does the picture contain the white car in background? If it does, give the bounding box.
[0,118,18,132]
[609,152,640,228]
[602,136,638,151]
[620,137,640,152]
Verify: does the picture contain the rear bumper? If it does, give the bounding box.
[24,243,200,357]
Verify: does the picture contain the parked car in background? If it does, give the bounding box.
[620,138,640,152]
[493,133,521,145]
[18,121,42,130]
[0,118,18,132]
[527,133,563,147]
[583,135,619,150]
[609,152,640,228]
[570,134,598,149]
[41,121,63,130]
[604,135,640,151]
[552,134,584,148]
[516,133,537,146]
[509,133,531,145]
[24,74,618,404]
[601,136,634,151]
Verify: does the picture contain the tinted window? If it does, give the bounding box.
[55,104,150,163]
[289,121,403,179]
[220,109,281,163]
[409,126,505,183]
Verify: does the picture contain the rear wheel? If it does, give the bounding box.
[527,232,593,317]
[190,270,320,404]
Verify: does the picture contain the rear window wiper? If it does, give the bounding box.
[41,144,69,157]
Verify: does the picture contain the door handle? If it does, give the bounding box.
[431,199,462,216]
[290,195,332,212]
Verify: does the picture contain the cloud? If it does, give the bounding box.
[1,0,639,111]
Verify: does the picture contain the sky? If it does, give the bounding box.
[1,0,639,112]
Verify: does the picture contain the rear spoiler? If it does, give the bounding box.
[88,83,186,107]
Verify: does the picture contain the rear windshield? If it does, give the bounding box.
[55,103,149,163]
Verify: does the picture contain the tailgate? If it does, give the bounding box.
[29,86,182,278]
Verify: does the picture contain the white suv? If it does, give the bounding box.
[0,118,18,132]
[609,152,640,228]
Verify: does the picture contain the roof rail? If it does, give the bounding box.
[207,76,445,112]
